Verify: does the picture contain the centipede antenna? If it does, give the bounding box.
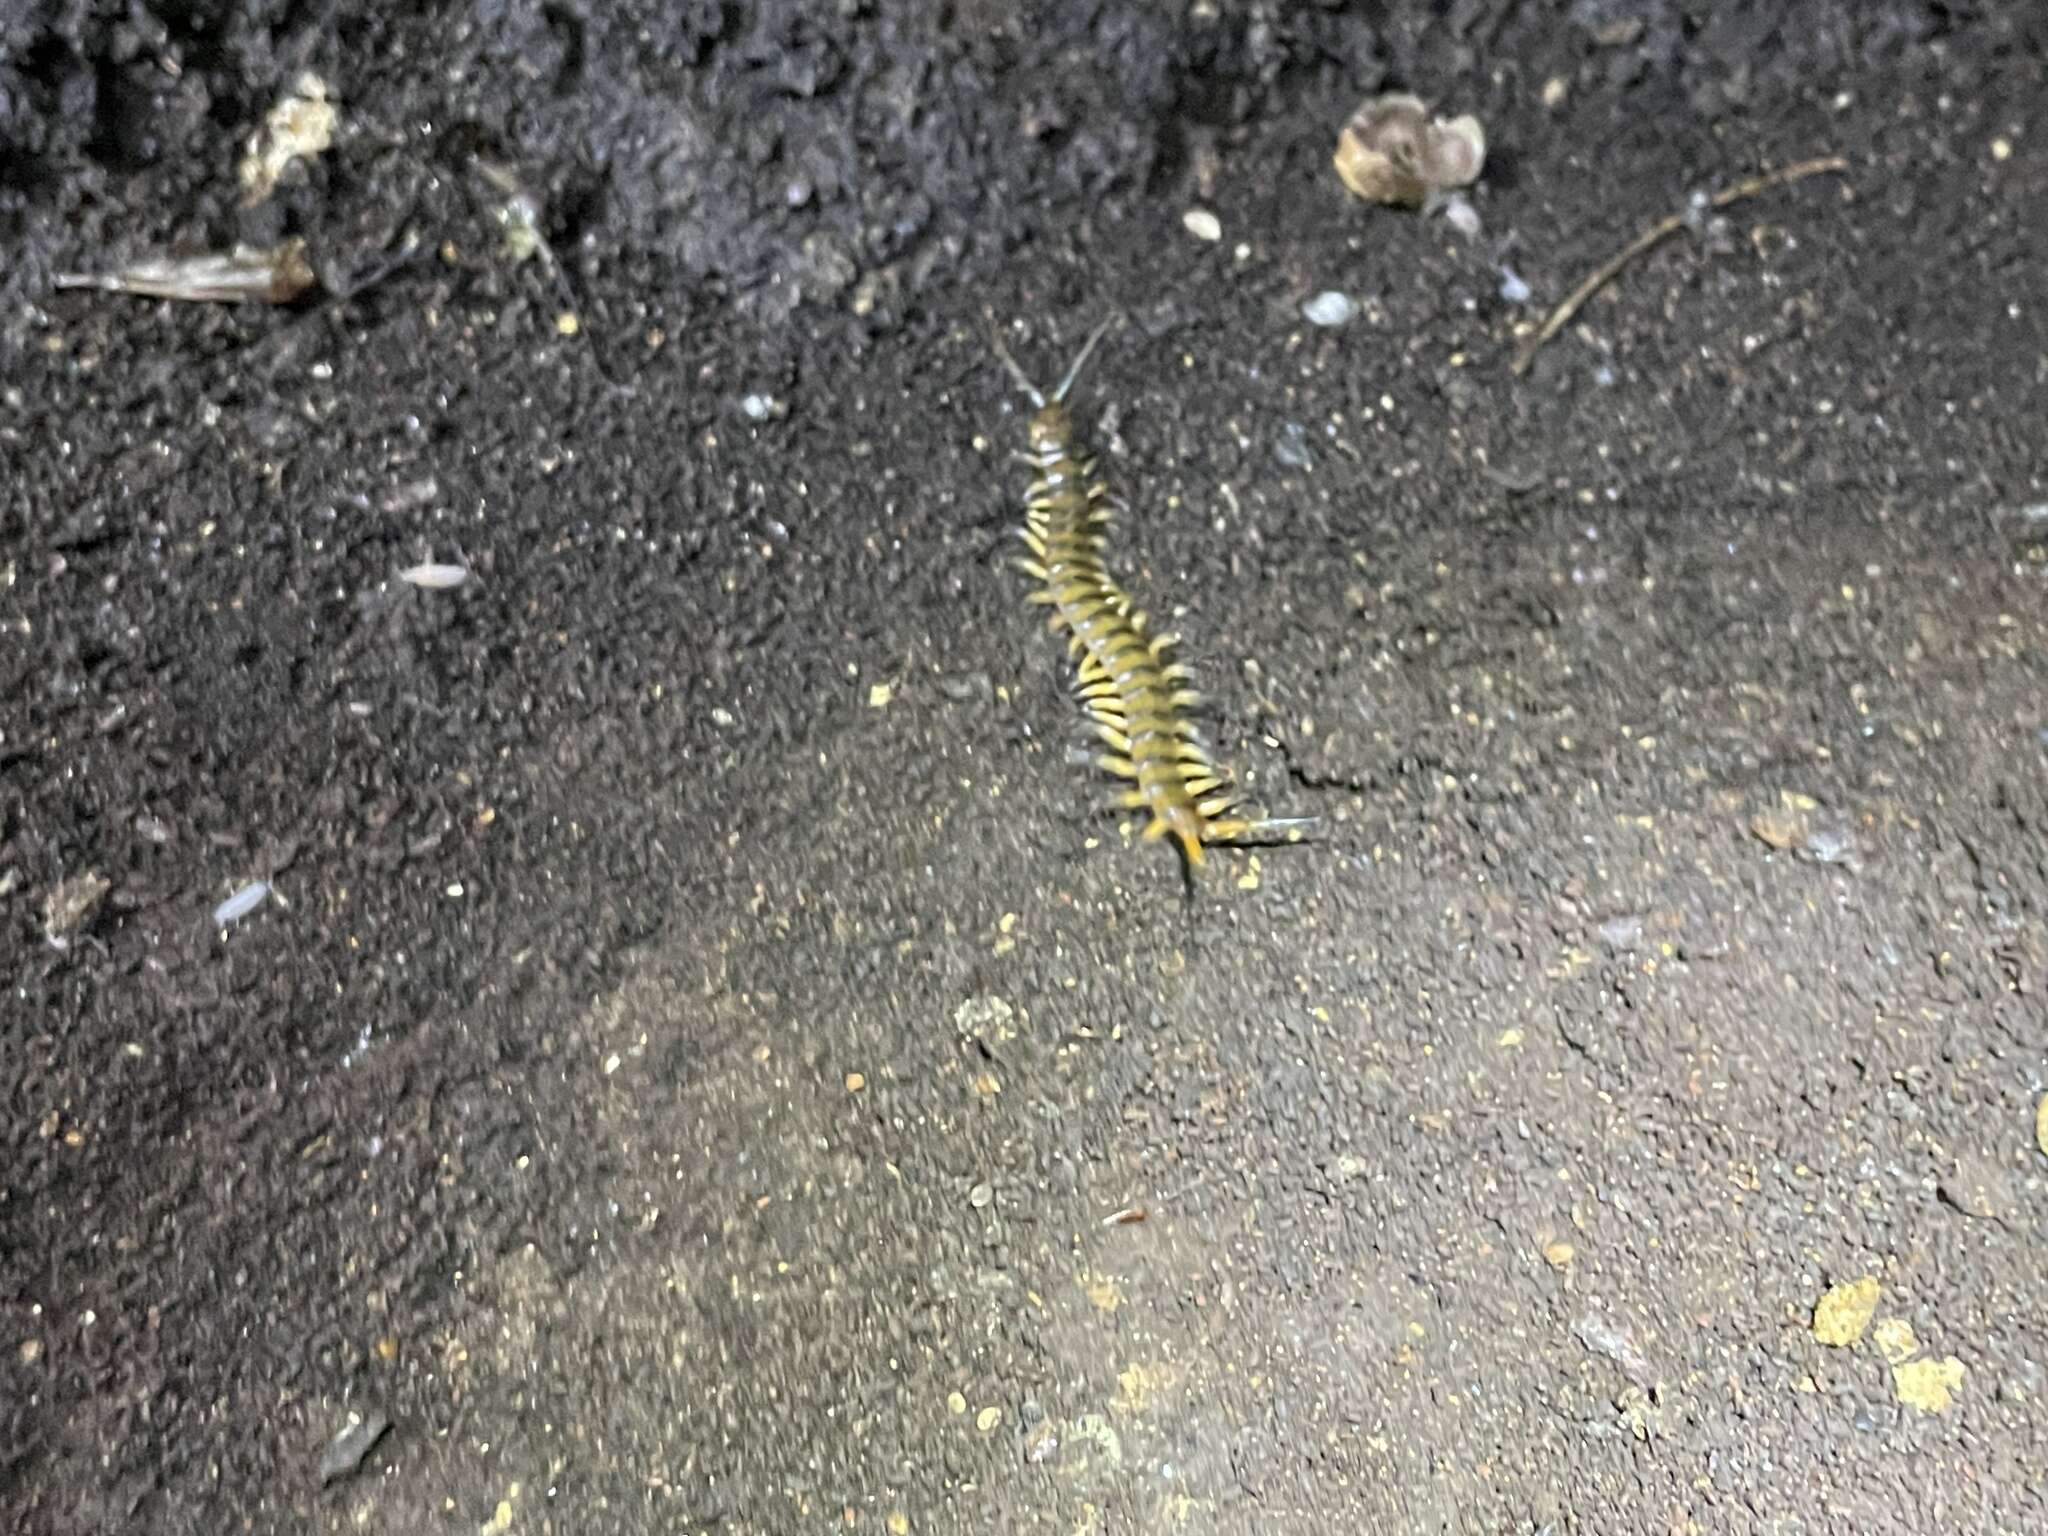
[1240,816,1323,847]
[984,316,1046,409]
[1049,314,1122,405]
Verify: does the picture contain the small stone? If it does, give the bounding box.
[937,672,992,704]
[1597,915,1645,948]
[968,1182,993,1209]
[844,1072,866,1093]
[1441,194,1482,239]
[1543,1241,1576,1270]
[1182,208,1222,242]
[976,1405,1002,1433]
[1301,290,1357,327]
[317,1410,391,1486]
[947,1391,967,1415]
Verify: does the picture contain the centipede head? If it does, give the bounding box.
[985,312,1123,418]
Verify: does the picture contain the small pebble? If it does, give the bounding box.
[739,393,784,422]
[968,1181,993,1209]
[398,563,468,590]
[1805,827,1855,864]
[1498,265,1531,304]
[1301,290,1357,327]
[1272,421,1314,471]
[1597,914,1644,948]
[1441,194,1481,239]
[212,880,271,927]
[1182,208,1222,242]
[938,672,992,704]
[317,1410,390,1486]
[976,1406,1002,1433]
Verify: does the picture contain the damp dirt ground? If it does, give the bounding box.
[3,5,2046,1534]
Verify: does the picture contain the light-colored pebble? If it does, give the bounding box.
[1301,291,1357,327]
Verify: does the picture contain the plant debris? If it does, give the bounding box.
[240,73,338,205]
[42,871,110,949]
[54,240,318,305]
[1510,156,1849,375]
[1334,93,1486,208]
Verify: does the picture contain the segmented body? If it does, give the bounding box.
[1004,324,1268,871]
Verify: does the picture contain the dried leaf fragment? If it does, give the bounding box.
[54,240,317,306]
[1335,93,1487,208]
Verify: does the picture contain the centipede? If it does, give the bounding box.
[990,313,1314,877]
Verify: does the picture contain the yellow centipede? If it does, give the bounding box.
[991,314,1313,874]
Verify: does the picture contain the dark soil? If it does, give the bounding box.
[4,3,2046,1533]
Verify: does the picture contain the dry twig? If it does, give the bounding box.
[1510,155,1849,376]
